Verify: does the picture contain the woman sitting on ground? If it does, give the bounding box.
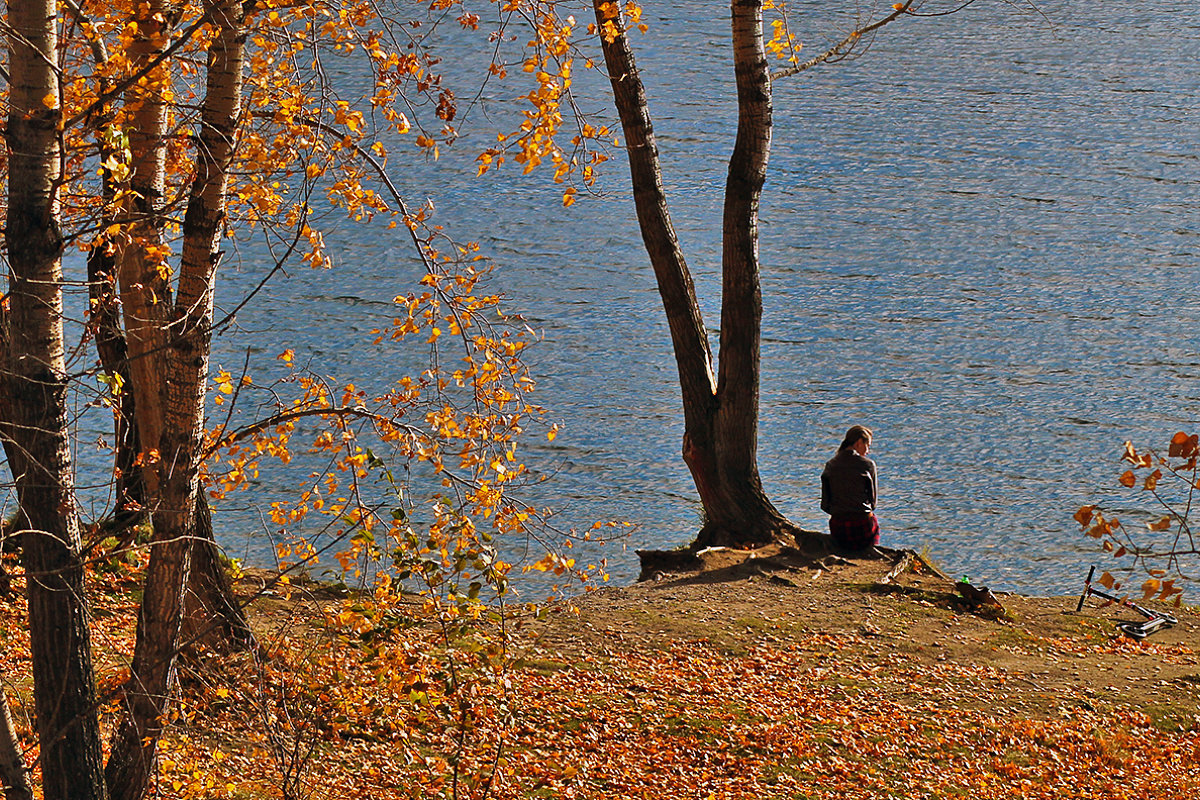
[820,425,879,553]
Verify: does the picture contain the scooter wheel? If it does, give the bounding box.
[1117,622,1148,640]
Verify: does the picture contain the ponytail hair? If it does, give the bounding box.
[838,425,873,452]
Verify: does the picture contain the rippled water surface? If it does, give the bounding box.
[77,3,1200,594]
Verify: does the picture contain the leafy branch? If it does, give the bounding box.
[1076,432,1200,605]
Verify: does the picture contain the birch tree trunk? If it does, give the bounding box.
[116,0,172,478]
[176,0,254,650]
[106,0,248,794]
[3,1,109,797]
[105,3,185,794]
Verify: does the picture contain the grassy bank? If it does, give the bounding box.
[2,550,1198,798]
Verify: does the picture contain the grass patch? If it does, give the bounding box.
[1141,701,1198,733]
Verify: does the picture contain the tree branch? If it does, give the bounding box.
[62,9,221,131]
[771,0,914,81]
[202,405,419,461]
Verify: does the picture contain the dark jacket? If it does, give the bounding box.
[821,449,877,518]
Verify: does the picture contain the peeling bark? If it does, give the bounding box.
[105,0,248,795]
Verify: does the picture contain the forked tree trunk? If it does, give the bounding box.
[593,0,799,550]
[105,0,248,794]
[3,1,109,797]
[79,11,243,650]
[702,0,796,547]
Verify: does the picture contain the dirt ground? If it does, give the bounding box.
[519,545,1200,733]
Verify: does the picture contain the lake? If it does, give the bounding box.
[60,1,1200,596]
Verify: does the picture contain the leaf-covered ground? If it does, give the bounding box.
[3,552,1198,798]
[501,554,1200,798]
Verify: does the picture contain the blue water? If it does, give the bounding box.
[33,2,1200,595]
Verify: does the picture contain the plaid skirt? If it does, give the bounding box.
[829,513,880,551]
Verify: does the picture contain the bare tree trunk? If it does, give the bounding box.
[116,0,173,484]
[105,4,186,794]
[88,131,145,527]
[591,4,717,412]
[593,0,799,551]
[106,0,247,793]
[184,495,255,652]
[78,12,240,658]
[0,690,32,800]
[3,1,109,797]
[177,0,253,654]
[176,0,252,655]
[700,0,794,547]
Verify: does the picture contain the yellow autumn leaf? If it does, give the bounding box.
[1147,515,1172,532]
[1143,469,1162,490]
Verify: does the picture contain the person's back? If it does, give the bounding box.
[821,448,876,517]
[820,425,879,552]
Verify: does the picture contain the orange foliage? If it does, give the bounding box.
[1078,434,1199,603]
[3,2,632,795]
